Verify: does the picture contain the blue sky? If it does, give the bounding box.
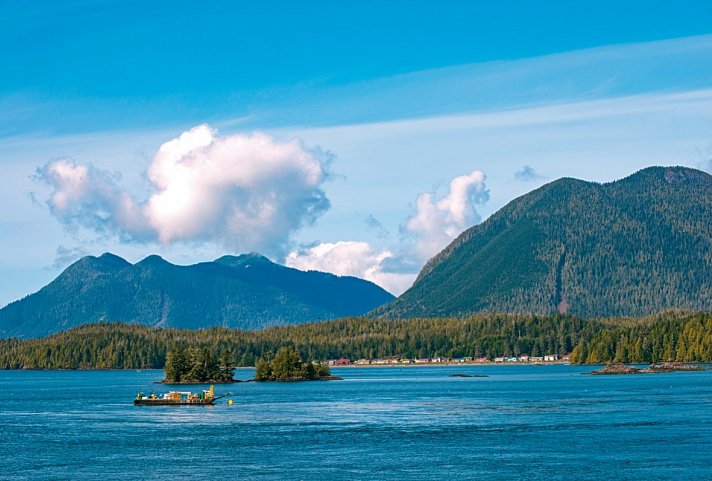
[1,1,712,304]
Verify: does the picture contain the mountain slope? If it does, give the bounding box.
[0,253,394,338]
[375,166,712,318]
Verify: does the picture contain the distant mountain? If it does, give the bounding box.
[375,166,712,318]
[0,252,394,338]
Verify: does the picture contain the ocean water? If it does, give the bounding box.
[0,365,710,480]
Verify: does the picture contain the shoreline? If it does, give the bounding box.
[3,362,710,372]
[2,362,571,371]
[333,360,572,368]
[156,379,244,384]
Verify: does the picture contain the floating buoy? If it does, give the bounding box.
[228,399,234,406]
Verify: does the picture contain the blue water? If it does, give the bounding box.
[1,365,710,480]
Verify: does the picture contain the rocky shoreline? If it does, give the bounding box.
[158,375,344,384]
[157,379,243,384]
[642,362,704,373]
[255,375,343,382]
[590,362,704,375]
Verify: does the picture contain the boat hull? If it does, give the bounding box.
[134,399,215,406]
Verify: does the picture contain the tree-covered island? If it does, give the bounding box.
[162,346,235,383]
[255,347,339,381]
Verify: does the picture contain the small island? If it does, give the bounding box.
[255,347,341,381]
[590,361,704,375]
[161,347,236,384]
[642,362,704,373]
[590,362,642,375]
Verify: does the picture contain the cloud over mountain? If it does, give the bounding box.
[404,170,489,261]
[285,241,415,296]
[37,125,331,256]
[286,170,489,295]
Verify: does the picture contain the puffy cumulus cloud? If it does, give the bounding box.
[143,125,330,252]
[35,159,148,239]
[286,171,489,295]
[404,170,488,261]
[285,241,416,296]
[37,125,331,256]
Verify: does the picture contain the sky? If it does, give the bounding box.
[1,1,712,306]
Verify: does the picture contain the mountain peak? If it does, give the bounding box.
[135,254,171,268]
[97,252,131,265]
[617,166,711,186]
[0,251,394,338]
[376,166,711,319]
[215,252,273,268]
[70,252,130,273]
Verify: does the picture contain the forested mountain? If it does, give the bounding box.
[0,311,709,369]
[375,166,712,318]
[0,253,394,338]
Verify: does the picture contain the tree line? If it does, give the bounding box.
[0,311,709,369]
[255,347,331,381]
[570,311,712,363]
[163,346,234,383]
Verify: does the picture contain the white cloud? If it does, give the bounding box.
[37,124,331,256]
[36,159,148,239]
[286,170,489,295]
[404,170,488,261]
[286,241,416,296]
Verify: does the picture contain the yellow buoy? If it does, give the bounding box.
[228,399,234,406]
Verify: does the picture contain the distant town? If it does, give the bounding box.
[327,354,571,366]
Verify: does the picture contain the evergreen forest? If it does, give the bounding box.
[162,346,235,383]
[0,311,709,369]
[377,167,712,318]
[254,347,331,381]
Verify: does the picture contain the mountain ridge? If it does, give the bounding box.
[0,253,394,338]
[376,166,712,318]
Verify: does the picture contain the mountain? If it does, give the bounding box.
[375,166,712,318]
[0,252,394,338]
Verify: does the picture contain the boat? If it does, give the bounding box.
[134,385,231,405]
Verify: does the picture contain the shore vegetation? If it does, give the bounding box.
[0,311,709,370]
[162,346,234,383]
[254,347,332,381]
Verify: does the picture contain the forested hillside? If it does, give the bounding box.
[571,312,712,363]
[376,166,712,318]
[0,252,394,338]
[1,311,709,369]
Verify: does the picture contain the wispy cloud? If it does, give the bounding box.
[48,245,89,270]
[514,165,545,182]
[260,35,712,129]
[296,88,712,139]
[365,214,389,239]
[4,35,712,138]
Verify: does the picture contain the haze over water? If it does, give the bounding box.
[1,365,710,480]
